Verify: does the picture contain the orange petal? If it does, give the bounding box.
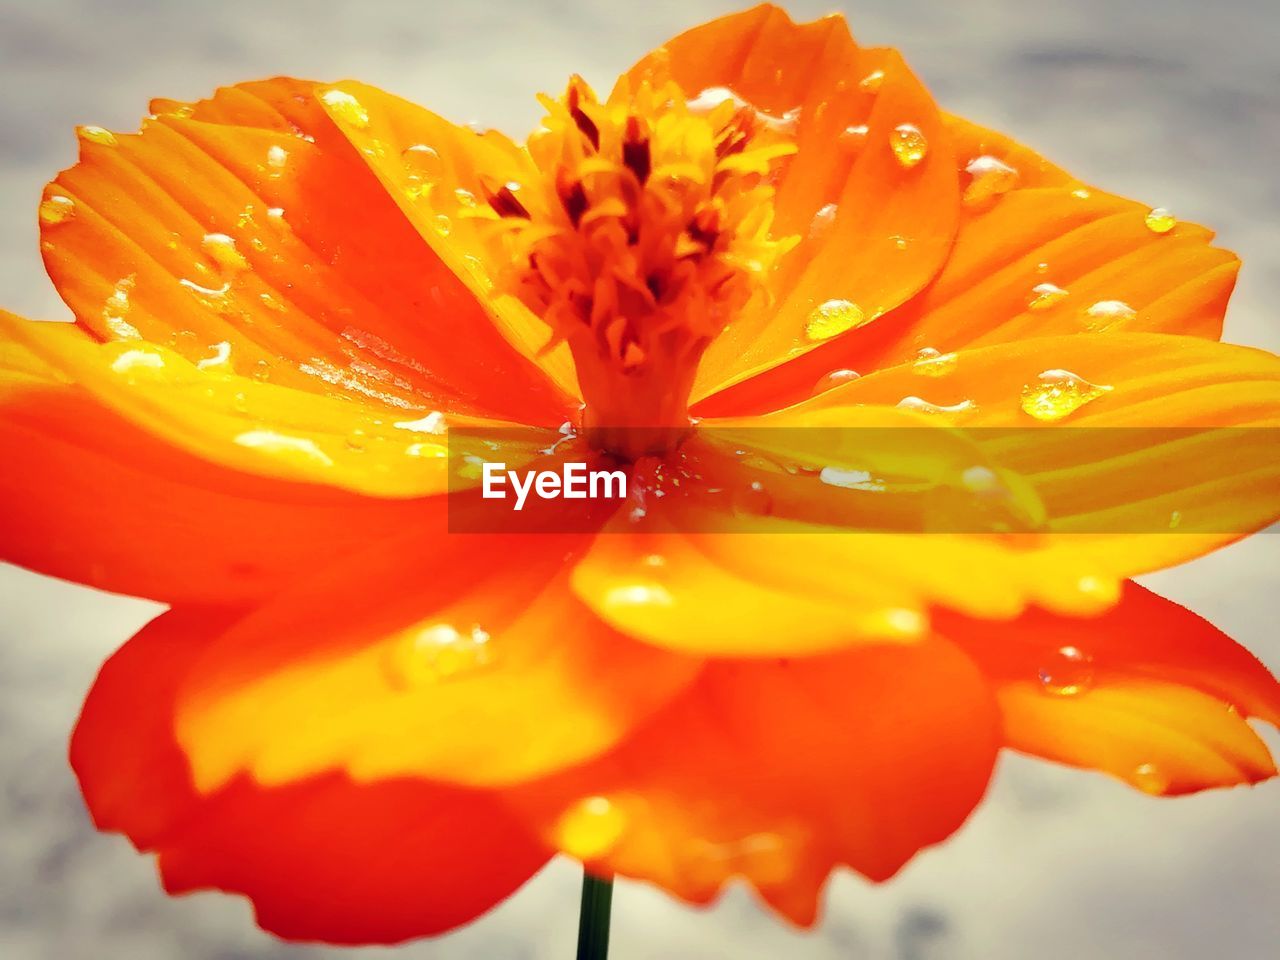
[701,183,1235,417]
[71,608,548,944]
[40,78,572,424]
[2,311,477,497]
[174,530,700,790]
[312,79,582,400]
[621,5,960,398]
[794,331,1280,571]
[512,639,998,925]
[942,583,1280,794]
[1,315,445,602]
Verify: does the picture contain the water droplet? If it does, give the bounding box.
[859,69,885,92]
[963,154,1019,204]
[897,396,975,416]
[320,89,370,129]
[385,622,493,687]
[454,187,477,209]
[259,291,287,313]
[1028,282,1069,311]
[804,298,867,341]
[839,124,869,151]
[912,346,957,377]
[733,479,773,517]
[234,430,334,466]
[433,213,452,237]
[394,411,447,434]
[1133,763,1169,795]
[1084,299,1137,331]
[1145,207,1176,234]
[890,234,909,250]
[266,206,286,223]
[1020,369,1113,421]
[196,340,232,370]
[811,368,860,395]
[889,124,928,168]
[819,467,883,491]
[1038,645,1094,696]
[78,125,117,147]
[38,195,76,226]
[345,427,368,451]
[808,202,838,239]
[266,144,288,170]
[110,346,165,374]
[201,232,249,273]
[1071,187,1092,199]
[102,274,141,340]
[250,358,272,382]
[1169,509,1183,529]
[555,796,627,861]
[403,144,443,197]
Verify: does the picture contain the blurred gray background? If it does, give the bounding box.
[1,1,1278,957]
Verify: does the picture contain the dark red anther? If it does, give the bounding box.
[622,115,652,184]
[566,79,601,151]
[557,168,589,227]
[481,176,530,218]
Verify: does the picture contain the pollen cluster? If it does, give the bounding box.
[483,75,797,453]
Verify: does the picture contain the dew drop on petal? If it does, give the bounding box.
[555,796,627,861]
[1133,762,1169,795]
[1084,299,1137,330]
[912,346,957,377]
[733,479,773,517]
[859,69,885,92]
[196,340,232,370]
[201,232,249,274]
[387,622,494,687]
[1020,369,1113,421]
[1028,282,1069,311]
[454,187,477,209]
[811,368,860,395]
[808,202,838,239]
[78,125,117,147]
[897,396,975,416]
[403,144,443,198]
[889,123,928,168]
[266,144,288,169]
[320,89,370,129]
[1038,645,1094,696]
[963,155,1019,204]
[433,213,452,237]
[804,298,867,341]
[1145,207,1177,234]
[839,124,869,151]
[102,275,141,340]
[38,195,76,226]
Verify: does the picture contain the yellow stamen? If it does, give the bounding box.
[491,76,797,458]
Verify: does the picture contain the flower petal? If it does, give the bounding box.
[942,582,1280,794]
[700,168,1236,416]
[795,331,1280,572]
[312,79,582,400]
[512,639,998,925]
[71,608,548,944]
[174,531,700,791]
[1,315,441,601]
[3,313,472,497]
[622,5,961,398]
[39,78,572,423]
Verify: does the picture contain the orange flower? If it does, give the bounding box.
[3,2,1280,944]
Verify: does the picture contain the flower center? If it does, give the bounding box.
[485,76,796,458]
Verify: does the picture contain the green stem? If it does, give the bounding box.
[575,870,614,960]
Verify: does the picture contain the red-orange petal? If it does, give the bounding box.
[512,639,999,925]
[621,5,961,399]
[173,530,700,790]
[39,78,572,424]
[0,317,443,602]
[942,582,1280,794]
[71,608,549,944]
